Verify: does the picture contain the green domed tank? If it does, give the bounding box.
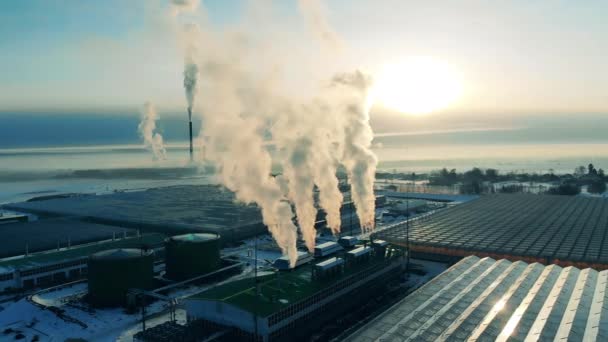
[87,248,154,307]
[165,233,220,280]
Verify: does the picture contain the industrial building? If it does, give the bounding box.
[165,233,221,280]
[376,194,608,269]
[4,186,387,244]
[4,185,267,242]
[0,217,137,258]
[184,242,404,341]
[88,248,155,307]
[346,256,608,342]
[0,233,165,292]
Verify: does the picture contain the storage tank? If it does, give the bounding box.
[165,233,220,280]
[88,248,154,307]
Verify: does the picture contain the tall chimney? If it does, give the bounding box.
[188,107,194,161]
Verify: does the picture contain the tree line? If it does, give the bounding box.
[376,163,607,195]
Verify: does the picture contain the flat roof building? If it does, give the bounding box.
[185,244,404,341]
[0,233,165,292]
[346,256,608,342]
[4,185,266,242]
[376,194,608,269]
[0,218,136,259]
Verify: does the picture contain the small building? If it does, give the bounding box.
[338,236,359,249]
[273,251,312,271]
[313,257,344,280]
[313,241,343,258]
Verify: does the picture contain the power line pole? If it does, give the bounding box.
[406,199,410,276]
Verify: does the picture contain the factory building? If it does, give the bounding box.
[88,248,155,307]
[184,242,404,341]
[376,194,608,269]
[165,233,221,280]
[0,233,165,292]
[346,256,608,342]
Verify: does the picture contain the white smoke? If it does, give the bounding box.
[297,0,342,50]
[183,61,198,119]
[331,72,378,231]
[169,0,198,16]
[167,0,377,265]
[138,102,167,160]
[272,102,344,247]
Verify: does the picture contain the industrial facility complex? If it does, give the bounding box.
[346,256,608,342]
[3,187,608,341]
[185,240,404,341]
[376,194,608,269]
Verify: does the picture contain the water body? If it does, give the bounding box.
[1,111,607,203]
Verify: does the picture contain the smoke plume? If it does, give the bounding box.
[138,102,167,160]
[169,0,198,16]
[297,0,342,50]
[272,103,344,246]
[183,61,198,119]
[331,72,378,231]
[168,0,377,265]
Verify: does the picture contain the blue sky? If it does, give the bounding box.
[0,0,607,114]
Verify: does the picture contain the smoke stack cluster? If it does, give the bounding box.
[169,0,377,266]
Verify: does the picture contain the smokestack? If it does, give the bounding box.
[188,107,193,161]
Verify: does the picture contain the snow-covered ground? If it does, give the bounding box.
[0,267,255,342]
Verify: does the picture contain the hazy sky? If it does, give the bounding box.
[0,0,607,114]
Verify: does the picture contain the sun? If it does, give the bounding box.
[372,57,463,115]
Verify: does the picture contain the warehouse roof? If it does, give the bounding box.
[376,194,608,266]
[3,185,264,236]
[346,256,608,342]
[0,218,136,259]
[0,233,165,273]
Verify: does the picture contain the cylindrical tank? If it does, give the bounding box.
[87,248,154,307]
[165,233,220,280]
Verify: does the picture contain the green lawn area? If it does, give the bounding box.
[190,251,401,317]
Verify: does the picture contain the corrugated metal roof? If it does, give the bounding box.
[345,256,608,342]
